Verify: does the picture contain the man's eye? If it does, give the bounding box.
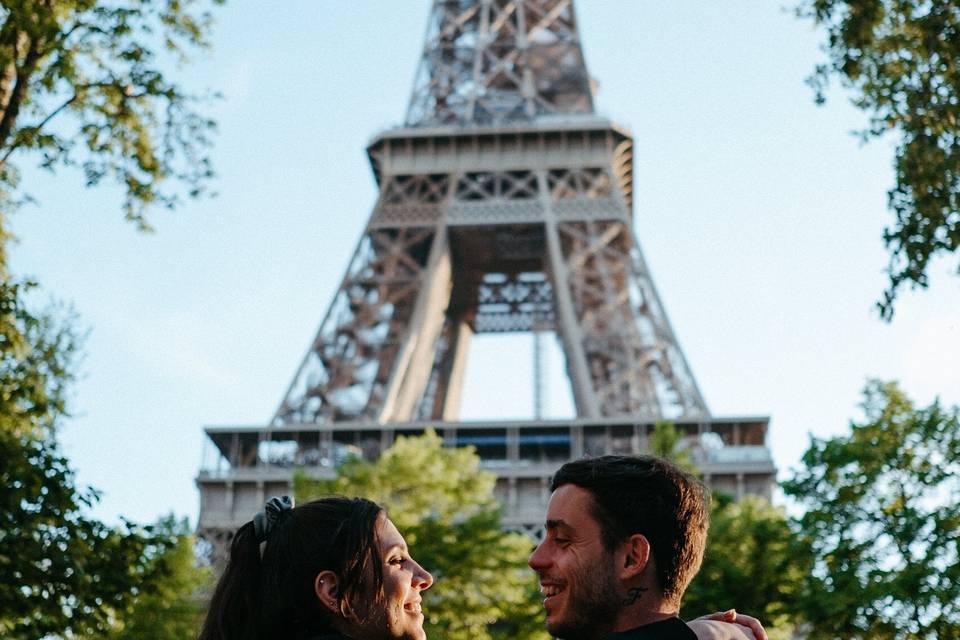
[553,538,569,546]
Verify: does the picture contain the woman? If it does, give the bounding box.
[199,496,432,640]
[199,496,764,640]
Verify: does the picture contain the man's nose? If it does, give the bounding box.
[528,542,548,570]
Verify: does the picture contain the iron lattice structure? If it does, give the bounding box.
[406,0,594,127]
[273,154,710,424]
[197,0,773,559]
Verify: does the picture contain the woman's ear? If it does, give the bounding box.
[314,570,341,614]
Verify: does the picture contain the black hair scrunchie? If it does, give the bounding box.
[253,495,295,543]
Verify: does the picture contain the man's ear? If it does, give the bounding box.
[314,570,341,614]
[618,533,651,580]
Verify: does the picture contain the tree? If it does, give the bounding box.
[0,1,224,631]
[798,0,960,318]
[295,430,549,640]
[649,422,811,638]
[92,516,212,640]
[0,3,223,637]
[0,243,187,639]
[649,420,696,472]
[0,0,222,228]
[782,380,960,638]
[682,495,811,640]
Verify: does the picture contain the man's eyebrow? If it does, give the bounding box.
[544,519,572,532]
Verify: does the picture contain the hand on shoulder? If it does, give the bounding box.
[688,620,757,640]
[689,610,767,640]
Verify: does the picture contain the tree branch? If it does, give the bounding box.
[0,33,42,154]
[0,16,22,119]
[0,91,78,167]
[0,77,167,169]
[56,18,112,50]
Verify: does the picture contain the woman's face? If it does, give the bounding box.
[362,516,434,640]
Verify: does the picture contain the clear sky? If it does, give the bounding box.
[11,0,960,526]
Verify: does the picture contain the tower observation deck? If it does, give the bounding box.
[196,0,775,560]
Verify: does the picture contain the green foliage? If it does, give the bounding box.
[799,0,960,318]
[295,430,549,640]
[0,223,206,639]
[0,4,223,637]
[92,516,212,640]
[783,380,960,638]
[0,259,151,637]
[683,495,811,640]
[653,421,812,638]
[649,420,696,472]
[0,0,223,227]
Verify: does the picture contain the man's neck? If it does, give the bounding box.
[609,600,679,633]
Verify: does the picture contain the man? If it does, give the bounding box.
[528,455,762,640]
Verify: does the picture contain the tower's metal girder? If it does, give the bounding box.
[273,116,710,425]
[406,0,594,127]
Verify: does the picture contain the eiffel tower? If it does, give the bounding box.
[197,0,775,560]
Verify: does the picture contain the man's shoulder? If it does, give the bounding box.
[607,617,698,640]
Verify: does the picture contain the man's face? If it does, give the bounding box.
[527,484,621,640]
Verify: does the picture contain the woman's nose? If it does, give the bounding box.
[414,563,433,589]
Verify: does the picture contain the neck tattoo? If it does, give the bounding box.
[620,586,649,607]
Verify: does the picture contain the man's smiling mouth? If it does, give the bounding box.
[540,583,566,600]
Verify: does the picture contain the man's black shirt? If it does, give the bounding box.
[604,617,697,640]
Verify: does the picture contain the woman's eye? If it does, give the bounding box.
[389,557,406,566]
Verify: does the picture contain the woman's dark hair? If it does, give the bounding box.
[198,496,384,640]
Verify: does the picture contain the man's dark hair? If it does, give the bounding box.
[551,455,709,605]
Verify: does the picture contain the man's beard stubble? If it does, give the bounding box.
[548,558,621,640]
